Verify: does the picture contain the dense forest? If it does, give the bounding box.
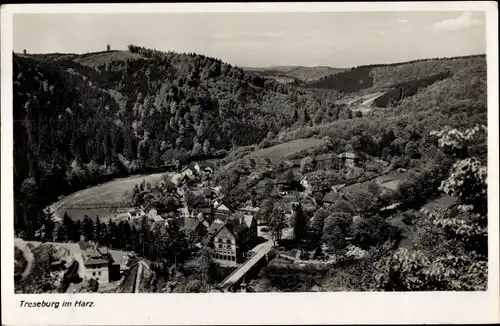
[13,46,342,237]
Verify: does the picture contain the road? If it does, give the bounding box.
[14,238,35,281]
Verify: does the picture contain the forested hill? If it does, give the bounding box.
[306,54,486,93]
[13,46,345,235]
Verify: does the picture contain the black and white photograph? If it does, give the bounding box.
[1,2,499,325]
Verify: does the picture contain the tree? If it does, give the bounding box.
[23,49,27,55]
[352,215,391,250]
[284,169,296,184]
[300,156,314,174]
[192,141,203,157]
[82,215,95,241]
[93,217,106,244]
[349,188,378,216]
[310,208,329,238]
[106,44,111,51]
[202,140,212,156]
[322,212,352,249]
[256,198,275,224]
[373,125,488,291]
[404,141,419,159]
[259,138,271,149]
[291,204,308,243]
[52,222,67,242]
[269,202,287,246]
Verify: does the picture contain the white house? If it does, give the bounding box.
[79,243,110,284]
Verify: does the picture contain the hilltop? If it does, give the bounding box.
[243,65,344,83]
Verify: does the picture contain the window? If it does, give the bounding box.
[98,271,102,276]
[226,239,231,244]
[92,272,96,276]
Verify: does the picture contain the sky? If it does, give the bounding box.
[13,11,486,68]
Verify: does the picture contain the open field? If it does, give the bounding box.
[244,138,325,165]
[46,172,171,221]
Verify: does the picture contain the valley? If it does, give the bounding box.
[13,45,488,294]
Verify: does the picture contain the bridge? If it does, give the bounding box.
[219,240,274,292]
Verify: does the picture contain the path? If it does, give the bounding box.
[219,240,273,291]
[14,238,34,281]
[134,261,143,293]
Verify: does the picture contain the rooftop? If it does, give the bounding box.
[421,195,458,212]
[338,152,358,159]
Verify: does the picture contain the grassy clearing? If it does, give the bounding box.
[244,138,325,165]
[48,172,170,221]
[74,51,144,68]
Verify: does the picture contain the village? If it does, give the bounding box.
[17,146,459,294]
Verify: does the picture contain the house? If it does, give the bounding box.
[420,195,459,215]
[192,203,213,216]
[322,191,347,207]
[314,153,337,170]
[176,216,208,240]
[78,242,110,283]
[301,172,342,196]
[242,214,258,240]
[237,205,260,217]
[208,219,251,267]
[127,208,145,220]
[337,152,360,169]
[213,201,234,220]
[275,171,302,193]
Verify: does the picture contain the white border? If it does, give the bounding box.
[1,2,499,325]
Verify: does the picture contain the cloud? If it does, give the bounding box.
[432,12,481,32]
[398,19,408,23]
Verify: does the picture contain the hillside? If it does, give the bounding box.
[277,54,487,163]
[243,65,344,83]
[306,55,486,99]
[13,46,343,237]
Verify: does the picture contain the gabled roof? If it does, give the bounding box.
[214,202,233,212]
[243,215,255,228]
[151,215,164,222]
[338,152,358,159]
[224,220,248,236]
[421,195,458,212]
[183,217,205,233]
[84,257,109,266]
[207,221,225,235]
[315,153,337,161]
[80,244,109,266]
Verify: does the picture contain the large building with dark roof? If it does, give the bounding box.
[204,213,258,267]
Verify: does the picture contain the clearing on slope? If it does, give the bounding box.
[74,50,145,68]
[243,138,325,165]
